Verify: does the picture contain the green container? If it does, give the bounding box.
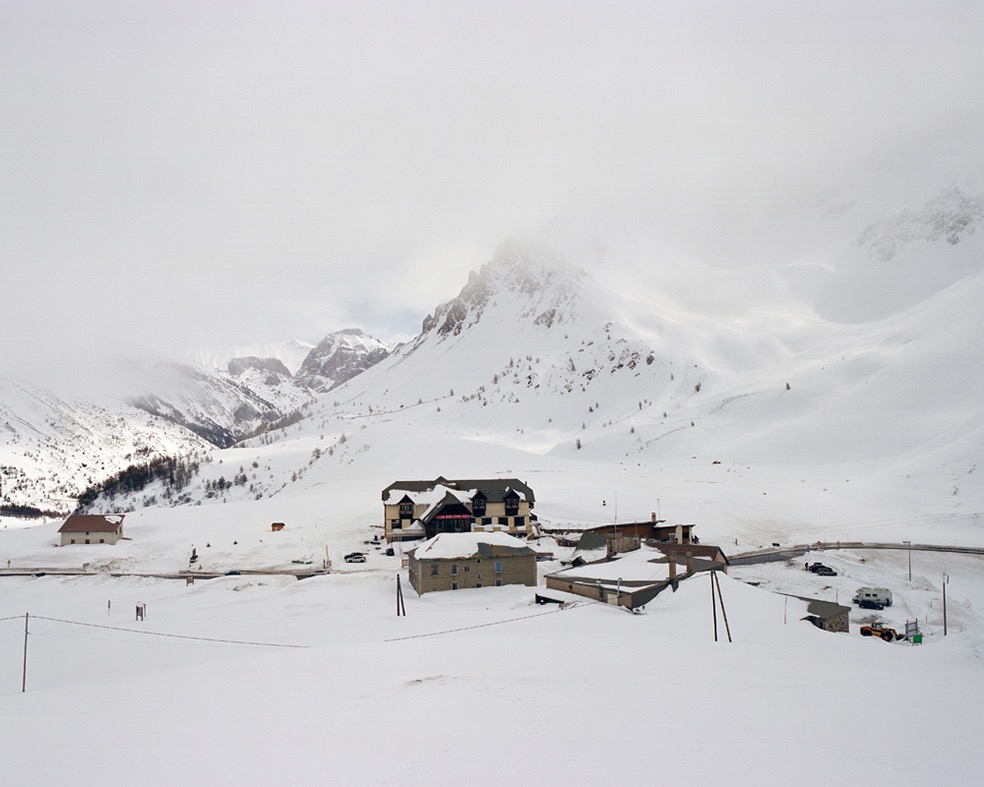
[913,633,923,644]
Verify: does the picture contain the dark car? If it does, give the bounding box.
[814,566,837,576]
[858,598,884,610]
[808,562,827,572]
[344,552,367,563]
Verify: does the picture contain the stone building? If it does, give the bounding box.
[407,532,537,595]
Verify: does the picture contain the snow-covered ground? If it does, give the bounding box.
[2,499,983,785]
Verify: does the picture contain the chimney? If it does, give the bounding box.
[651,511,656,523]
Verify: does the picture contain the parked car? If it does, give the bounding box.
[808,562,827,572]
[853,587,893,607]
[814,566,837,576]
[344,552,367,563]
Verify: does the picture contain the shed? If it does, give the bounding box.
[271,522,285,532]
[791,596,850,633]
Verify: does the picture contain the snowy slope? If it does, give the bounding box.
[0,378,209,512]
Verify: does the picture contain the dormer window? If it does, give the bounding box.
[399,498,413,519]
[504,492,520,517]
[472,493,487,518]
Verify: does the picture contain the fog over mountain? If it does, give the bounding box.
[2,2,983,386]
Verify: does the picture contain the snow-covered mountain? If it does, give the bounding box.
[0,378,209,512]
[128,360,315,448]
[3,181,984,540]
[295,329,392,392]
[187,339,315,376]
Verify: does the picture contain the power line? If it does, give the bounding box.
[385,601,584,643]
[31,616,307,649]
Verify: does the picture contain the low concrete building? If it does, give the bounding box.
[546,546,674,610]
[58,514,125,546]
[407,532,537,595]
[586,518,696,544]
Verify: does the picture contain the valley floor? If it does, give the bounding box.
[1,542,982,786]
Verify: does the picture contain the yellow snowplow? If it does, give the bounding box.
[860,622,902,642]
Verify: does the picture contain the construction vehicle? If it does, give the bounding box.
[860,622,902,642]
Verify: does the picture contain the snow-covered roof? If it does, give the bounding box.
[382,477,533,505]
[548,546,670,585]
[385,484,475,508]
[410,531,534,560]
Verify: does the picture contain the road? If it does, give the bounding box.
[730,541,984,566]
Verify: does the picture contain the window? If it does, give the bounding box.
[99,539,105,544]
[475,580,482,588]
[451,563,458,576]
[451,581,458,590]
[464,565,470,572]
[514,516,525,528]
[399,500,413,519]
[496,578,502,587]
[391,519,401,529]
[504,494,519,517]
[495,560,503,574]
[483,517,492,525]
[430,564,439,576]
[472,494,487,517]
[498,517,508,525]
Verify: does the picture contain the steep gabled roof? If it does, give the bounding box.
[382,477,534,504]
[58,514,125,533]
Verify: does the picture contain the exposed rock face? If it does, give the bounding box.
[295,329,391,392]
[129,362,303,448]
[227,356,293,386]
[419,240,584,339]
[855,186,984,261]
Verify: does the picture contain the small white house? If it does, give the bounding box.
[58,514,125,545]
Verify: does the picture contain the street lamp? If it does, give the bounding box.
[903,540,911,582]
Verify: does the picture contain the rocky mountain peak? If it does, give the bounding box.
[295,329,391,392]
[420,240,584,338]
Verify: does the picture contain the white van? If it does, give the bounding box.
[853,587,893,609]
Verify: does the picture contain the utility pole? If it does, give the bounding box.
[903,540,911,581]
[943,572,949,636]
[710,571,718,642]
[713,572,732,643]
[22,612,29,693]
[396,574,406,617]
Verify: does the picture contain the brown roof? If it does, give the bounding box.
[58,514,125,533]
[650,542,729,564]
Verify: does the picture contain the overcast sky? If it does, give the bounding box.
[2,1,982,386]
